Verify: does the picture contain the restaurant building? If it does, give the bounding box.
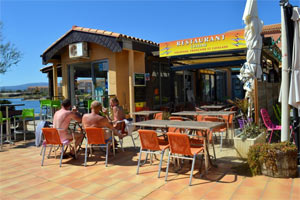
[41,26,168,113]
[41,24,281,114]
[159,24,282,114]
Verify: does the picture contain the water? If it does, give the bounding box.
[1,98,40,114]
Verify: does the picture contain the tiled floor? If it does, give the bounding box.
[0,136,299,200]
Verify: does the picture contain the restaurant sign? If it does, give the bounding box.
[159,30,246,57]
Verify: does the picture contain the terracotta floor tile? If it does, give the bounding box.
[180,179,218,196]
[78,183,108,194]
[203,183,241,200]
[145,189,175,200]
[34,181,61,191]
[52,175,80,185]
[260,191,291,200]
[58,190,89,200]
[45,185,74,197]
[159,181,187,193]
[0,178,24,190]
[240,176,269,188]
[26,191,58,199]
[113,193,143,200]
[232,185,264,199]
[127,183,159,197]
[1,182,31,194]
[92,176,122,186]
[81,195,102,200]
[19,176,48,187]
[110,181,139,193]
[65,179,91,189]
[125,175,149,183]
[291,192,300,200]
[172,192,202,200]
[13,187,41,199]
[93,187,121,199]
[0,194,20,200]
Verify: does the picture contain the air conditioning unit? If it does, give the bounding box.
[69,42,89,58]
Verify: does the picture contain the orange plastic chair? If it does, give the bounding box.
[196,115,205,122]
[84,128,112,167]
[168,116,184,133]
[203,116,227,151]
[154,112,163,120]
[115,120,136,151]
[137,129,169,178]
[41,128,73,167]
[165,132,204,186]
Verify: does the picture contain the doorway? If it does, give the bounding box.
[68,60,109,111]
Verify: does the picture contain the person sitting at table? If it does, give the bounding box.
[53,99,84,158]
[82,100,124,140]
[109,97,125,130]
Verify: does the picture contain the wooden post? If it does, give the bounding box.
[128,50,135,118]
[254,79,259,125]
[52,64,58,100]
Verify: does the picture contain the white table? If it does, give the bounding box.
[133,119,225,172]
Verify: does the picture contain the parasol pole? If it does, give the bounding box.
[280,0,291,142]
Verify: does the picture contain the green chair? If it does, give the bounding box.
[51,100,61,117]
[14,109,36,142]
[0,111,11,149]
[87,100,95,113]
[51,100,61,109]
[40,99,52,120]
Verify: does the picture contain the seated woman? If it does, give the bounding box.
[109,97,125,130]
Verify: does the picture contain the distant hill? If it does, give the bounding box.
[0,82,48,91]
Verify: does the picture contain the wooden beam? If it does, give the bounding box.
[53,64,58,100]
[128,50,135,117]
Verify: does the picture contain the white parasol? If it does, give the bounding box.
[238,0,263,117]
[289,7,300,109]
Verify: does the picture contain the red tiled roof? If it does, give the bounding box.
[226,23,281,34]
[262,23,281,34]
[43,25,158,54]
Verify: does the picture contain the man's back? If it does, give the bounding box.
[53,109,73,131]
[82,113,111,129]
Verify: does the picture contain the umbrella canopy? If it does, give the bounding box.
[289,7,300,109]
[238,0,263,97]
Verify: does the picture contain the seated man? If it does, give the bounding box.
[53,99,84,157]
[82,100,123,141]
[109,97,125,130]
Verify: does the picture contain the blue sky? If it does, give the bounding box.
[0,0,299,86]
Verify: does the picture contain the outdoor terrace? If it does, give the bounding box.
[0,128,299,200]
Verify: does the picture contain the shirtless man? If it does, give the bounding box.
[82,101,123,140]
[53,99,84,156]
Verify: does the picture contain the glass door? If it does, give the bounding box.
[91,60,109,107]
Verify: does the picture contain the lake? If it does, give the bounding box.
[1,98,41,114]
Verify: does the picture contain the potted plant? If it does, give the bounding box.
[228,98,266,159]
[234,123,266,159]
[247,142,298,177]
